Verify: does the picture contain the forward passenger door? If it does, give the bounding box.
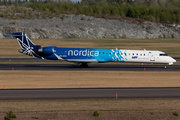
[150,53,155,61]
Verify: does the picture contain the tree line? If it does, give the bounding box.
[0,0,180,23]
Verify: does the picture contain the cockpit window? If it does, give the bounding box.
[160,54,168,56]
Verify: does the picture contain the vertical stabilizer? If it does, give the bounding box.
[4,32,41,56]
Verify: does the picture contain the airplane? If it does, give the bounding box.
[4,32,176,68]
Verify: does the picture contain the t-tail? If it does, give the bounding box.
[4,32,41,57]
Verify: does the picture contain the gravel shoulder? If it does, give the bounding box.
[0,98,180,120]
[1,110,180,120]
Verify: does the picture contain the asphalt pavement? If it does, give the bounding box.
[0,64,180,71]
[1,88,180,100]
[1,58,180,100]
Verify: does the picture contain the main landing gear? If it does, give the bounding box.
[80,63,88,68]
[164,64,167,69]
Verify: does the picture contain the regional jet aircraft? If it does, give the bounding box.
[4,32,176,68]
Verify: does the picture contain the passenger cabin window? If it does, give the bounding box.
[144,54,145,56]
[61,51,63,53]
[140,54,142,56]
[121,53,123,55]
[160,54,168,56]
[125,53,126,55]
[132,53,134,55]
[136,53,138,55]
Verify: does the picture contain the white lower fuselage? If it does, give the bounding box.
[106,49,176,65]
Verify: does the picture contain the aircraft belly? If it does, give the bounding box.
[66,59,98,63]
[127,58,150,63]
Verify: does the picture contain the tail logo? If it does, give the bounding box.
[17,35,35,56]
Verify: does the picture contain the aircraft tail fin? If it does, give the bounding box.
[4,32,41,56]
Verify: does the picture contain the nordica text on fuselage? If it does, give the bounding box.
[68,49,99,57]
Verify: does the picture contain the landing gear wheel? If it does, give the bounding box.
[80,63,88,68]
[164,64,167,69]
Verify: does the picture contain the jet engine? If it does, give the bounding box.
[37,47,55,55]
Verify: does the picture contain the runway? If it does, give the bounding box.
[0,64,180,71]
[0,58,180,71]
[0,58,179,100]
[1,88,180,100]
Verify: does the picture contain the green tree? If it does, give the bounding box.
[92,5,99,15]
[171,14,176,22]
[176,14,180,23]
[159,11,167,21]
[110,7,119,16]
[127,7,135,17]
[102,6,110,15]
[118,7,124,16]
[149,7,156,16]
[9,0,12,5]
[3,0,7,6]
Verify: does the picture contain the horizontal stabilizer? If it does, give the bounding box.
[4,32,25,37]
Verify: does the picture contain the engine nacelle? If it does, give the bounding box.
[38,47,54,55]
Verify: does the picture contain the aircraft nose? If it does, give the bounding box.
[167,57,176,65]
[172,58,176,63]
[170,57,176,63]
